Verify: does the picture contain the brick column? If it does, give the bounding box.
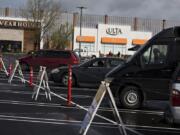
[5,7,9,17]
[133,17,138,31]
[105,14,108,24]
[162,19,166,30]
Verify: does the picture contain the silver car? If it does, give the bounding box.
[165,65,180,125]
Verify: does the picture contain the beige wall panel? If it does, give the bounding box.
[24,30,36,52]
[0,28,23,41]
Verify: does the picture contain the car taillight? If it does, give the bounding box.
[73,60,79,64]
[71,54,80,64]
[171,89,180,106]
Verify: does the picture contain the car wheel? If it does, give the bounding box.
[91,55,96,59]
[61,73,76,86]
[164,106,174,125]
[120,86,142,109]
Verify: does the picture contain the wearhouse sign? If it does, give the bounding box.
[0,19,40,29]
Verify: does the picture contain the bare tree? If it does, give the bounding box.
[22,0,61,50]
[50,23,73,50]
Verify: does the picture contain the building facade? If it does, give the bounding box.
[74,24,152,57]
[1,8,180,54]
[0,17,40,53]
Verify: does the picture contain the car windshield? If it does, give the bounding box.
[126,44,146,63]
[79,58,93,67]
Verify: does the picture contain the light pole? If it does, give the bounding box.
[77,6,87,57]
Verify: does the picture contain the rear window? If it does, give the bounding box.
[109,59,123,67]
[39,51,71,58]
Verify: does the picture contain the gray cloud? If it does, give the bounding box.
[0,0,26,8]
[59,0,180,20]
[0,0,180,20]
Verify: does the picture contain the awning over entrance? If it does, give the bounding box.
[101,37,127,45]
[132,39,148,45]
[76,36,95,43]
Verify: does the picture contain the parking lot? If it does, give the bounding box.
[0,65,180,135]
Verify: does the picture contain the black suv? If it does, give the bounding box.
[106,27,180,109]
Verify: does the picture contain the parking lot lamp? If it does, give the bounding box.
[77,6,87,57]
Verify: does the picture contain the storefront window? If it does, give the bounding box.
[102,44,126,55]
[0,40,22,53]
[81,43,95,52]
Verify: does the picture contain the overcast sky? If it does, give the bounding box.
[0,0,180,20]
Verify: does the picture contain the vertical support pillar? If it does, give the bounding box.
[162,19,166,30]
[29,66,33,87]
[104,14,108,24]
[5,7,9,17]
[72,13,78,50]
[0,57,2,71]
[67,64,72,106]
[133,17,138,31]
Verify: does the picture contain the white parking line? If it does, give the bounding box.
[128,124,180,132]
[0,87,164,115]
[0,114,119,129]
[0,82,97,92]
[0,114,179,133]
[0,89,93,98]
[0,97,163,135]
[0,75,170,134]
[0,99,74,108]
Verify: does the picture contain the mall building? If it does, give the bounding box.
[0,17,40,53]
[74,24,152,57]
[1,8,180,56]
[0,8,40,53]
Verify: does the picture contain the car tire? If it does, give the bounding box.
[91,55,96,59]
[120,86,142,109]
[61,73,76,86]
[164,106,174,125]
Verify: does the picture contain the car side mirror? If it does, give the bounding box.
[32,54,37,57]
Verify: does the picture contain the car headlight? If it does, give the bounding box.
[51,68,59,74]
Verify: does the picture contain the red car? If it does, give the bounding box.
[19,50,80,70]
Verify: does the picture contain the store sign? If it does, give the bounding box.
[0,20,40,29]
[106,27,122,35]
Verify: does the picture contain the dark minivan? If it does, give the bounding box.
[106,26,180,109]
[19,50,79,70]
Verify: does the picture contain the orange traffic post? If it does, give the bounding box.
[67,64,72,106]
[0,51,2,71]
[29,66,33,87]
[0,58,2,71]
[8,64,12,76]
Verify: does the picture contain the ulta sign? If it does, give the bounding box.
[106,27,122,36]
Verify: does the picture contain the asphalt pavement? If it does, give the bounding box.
[0,70,180,135]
